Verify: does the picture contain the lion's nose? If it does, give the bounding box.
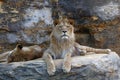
[62,31,67,33]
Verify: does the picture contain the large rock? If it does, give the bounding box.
[0,52,119,80]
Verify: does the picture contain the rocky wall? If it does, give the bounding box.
[0,0,120,55]
[0,0,53,52]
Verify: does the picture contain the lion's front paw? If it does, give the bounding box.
[62,61,71,73]
[47,68,56,76]
[47,67,56,76]
[80,50,87,55]
[47,63,56,76]
[106,49,111,53]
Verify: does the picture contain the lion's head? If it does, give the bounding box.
[9,44,23,55]
[51,17,75,43]
[7,44,23,62]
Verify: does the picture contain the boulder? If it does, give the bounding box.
[0,52,119,80]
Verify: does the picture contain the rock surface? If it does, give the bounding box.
[0,0,53,53]
[0,0,120,55]
[0,52,119,80]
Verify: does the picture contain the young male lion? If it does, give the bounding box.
[7,44,43,63]
[43,16,111,75]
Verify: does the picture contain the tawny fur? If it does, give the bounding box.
[43,17,111,76]
[7,44,43,63]
[0,51,10,62]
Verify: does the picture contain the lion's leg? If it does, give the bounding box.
[80,46,111,54]
[7,57,12,63]
[7,54,13,63]
[62,53,72,73]
[43,53,56,76]
[0,59,6,62]
[75,42,111,54]
[0,51,10,60]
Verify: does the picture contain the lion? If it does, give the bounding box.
[43,16,111,76]
[6,44,43,63]
[0,51,10,62]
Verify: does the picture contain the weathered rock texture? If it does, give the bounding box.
[0,0,120,55]
[0,0,53,53]
[0,52,119,80]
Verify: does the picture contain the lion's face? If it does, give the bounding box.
[53,22,75,41]
[9,44,23,56]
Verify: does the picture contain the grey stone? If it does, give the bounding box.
[0,52,119,80]
[6,33,19,44]
[59,0,120,21]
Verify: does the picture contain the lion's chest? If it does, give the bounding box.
[54,48,73,59]
[55,50,67,59]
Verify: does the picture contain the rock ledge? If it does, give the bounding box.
[0,52,119,80]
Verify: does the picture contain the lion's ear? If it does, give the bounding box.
[54,19,59,26]
[69,19,74,25]
[16,44,23,50]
